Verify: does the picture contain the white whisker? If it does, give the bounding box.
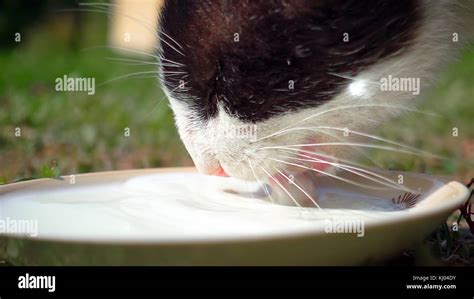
[253,104,438,142]
[272,166,322,210]
[276,153,411,192]
[139,82,185,121]
[105,57,162,66]
[159,55,186,67]
[261,142,442,159]
[285,126,386,168]
[83,45,160,60]
[75,2,186,56]
[246,158,274,204]
[79,1,184,50]
[96,71,161,87]
[267,125,433,157]
[270,158,393,190]
[260,167,302,207]
[271,146,367,169]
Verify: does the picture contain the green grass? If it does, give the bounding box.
[0,12,190,183]
[364,48,474,181]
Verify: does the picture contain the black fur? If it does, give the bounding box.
[160,0,421,122]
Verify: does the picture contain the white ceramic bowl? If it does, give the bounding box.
[0,168,468,265]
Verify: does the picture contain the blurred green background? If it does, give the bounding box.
[0,1,191,184]
[0,0,472,265]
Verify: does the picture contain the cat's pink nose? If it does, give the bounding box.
[212,166,229,177]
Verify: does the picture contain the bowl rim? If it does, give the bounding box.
[0,167,469,246]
